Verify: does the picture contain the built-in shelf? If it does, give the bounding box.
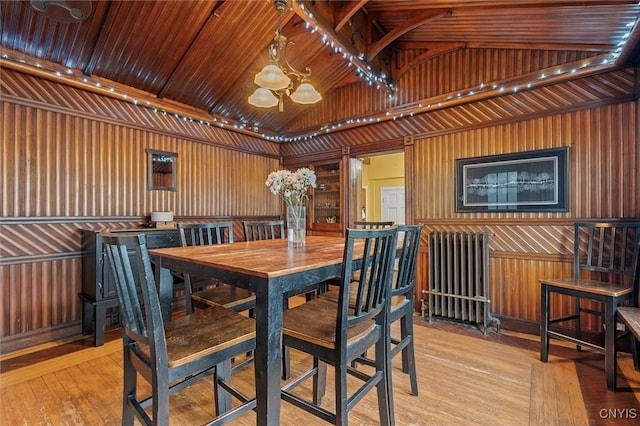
[311,162,341,234]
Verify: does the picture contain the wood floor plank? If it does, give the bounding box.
[51,368,108,424]
[40,370,89,424]
[2,317,640,425]
[28,376,70,425]
[81,357,123,424]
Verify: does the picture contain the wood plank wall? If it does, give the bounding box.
[412,102,640,333]
[2,52,639,351]
[1,72,282,351]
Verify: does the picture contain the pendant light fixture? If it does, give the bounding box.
[248,0,321,112]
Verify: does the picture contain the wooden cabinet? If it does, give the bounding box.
[80,228,181,346]
[310,162,343,236]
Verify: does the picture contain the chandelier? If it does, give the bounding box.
[248,0,321,112]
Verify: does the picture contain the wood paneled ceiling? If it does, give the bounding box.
[2,0,640,141]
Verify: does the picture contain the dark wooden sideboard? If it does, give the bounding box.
[80,228,181,346]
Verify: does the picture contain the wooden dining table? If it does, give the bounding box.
[149,235,354,426]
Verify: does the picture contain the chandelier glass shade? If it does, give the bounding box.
[254,64,291,91]
[248,0,321,112]
[248,87,279,108]
[290,79,322,104]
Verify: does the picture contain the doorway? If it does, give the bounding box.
[360,152,405,224]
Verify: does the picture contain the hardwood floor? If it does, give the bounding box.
[2,311,640,425]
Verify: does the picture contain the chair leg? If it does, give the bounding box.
[540,285,550,362]
[312,358,326,404]
[334,358,349,426]
[605,300,616,390]
[247,308,255,357]
[214,360,233,415]
[401,313,418,396]
[282,344,291,380]
[152,370,171,426]
[376,334,392,426]
[184,276,195,315]
[575,295,583,352]
[122,348,136,426]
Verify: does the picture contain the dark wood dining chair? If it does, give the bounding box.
[178,222,256,315]
[540,221,640,390]
[281,226,399,425]
[321,224,424,397]
[101,231,256,426]
[242,219,285,241]
[377,224,423,396]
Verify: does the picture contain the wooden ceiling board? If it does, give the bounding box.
[160,0,277,113]
[87,1,219,93]
[0,0,111,68]
[2,0,639,139]
[375,5,638,46]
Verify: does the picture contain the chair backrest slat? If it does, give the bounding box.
[574,222,640,282]
[178,222,234,247]
[392,224,424,298]
[338,227,398,334]
[242,220,285,241]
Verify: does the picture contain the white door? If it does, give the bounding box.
[380,186,405,224]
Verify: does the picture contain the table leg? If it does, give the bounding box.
[540,284,550,362]
[254,280,282,425]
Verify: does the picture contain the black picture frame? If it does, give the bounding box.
[455,147,568,212]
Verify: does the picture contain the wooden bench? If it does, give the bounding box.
[616,307,640,377]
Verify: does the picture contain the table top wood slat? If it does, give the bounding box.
[149,236,352,279]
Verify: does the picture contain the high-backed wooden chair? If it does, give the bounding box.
[178,223,255,315]
[540,221,640,390]
[101,231,256,426]
[614,237,640,389]
[281,227,399,425]
[242,219,285,241]
[384,224,423,395]
[321,224,423,396]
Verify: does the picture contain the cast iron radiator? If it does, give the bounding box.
[421,231,500,334]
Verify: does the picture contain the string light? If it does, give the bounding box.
[1,3,637,143]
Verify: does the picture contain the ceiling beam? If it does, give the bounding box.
[615,17,640,66]
[392,42,465,80]
[290,0,393,92]
[334,0,369,32]
[395,41,612,52]
[366,10,451,62]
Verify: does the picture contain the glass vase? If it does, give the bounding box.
[286,205,306,248]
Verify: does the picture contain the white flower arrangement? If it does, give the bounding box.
[265,168,317,208]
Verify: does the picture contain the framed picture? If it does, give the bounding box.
[456,147,568,212]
